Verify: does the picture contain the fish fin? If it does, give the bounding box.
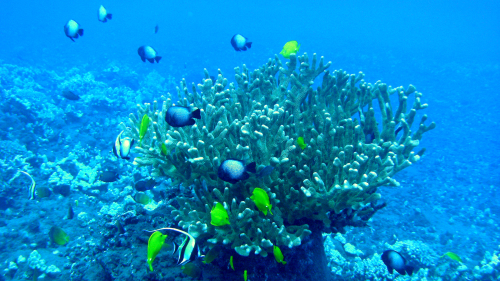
[155,56,162,63]
[241,172,250,181]
[240,46,247,51]
[69,37,75,42]
[387,266,394,274]
[269,205,273,215]
[395,268,406,275]
[148,58,155,63]
[78,29,84,36]
[405,265,414,276]
[112,144,118,158]
[107,14,113,20]
[141,57,146,62]
[122,156,130,160]
[246,42,252,49]
[191,109,201,119]
[102,18,107,23]
[131,139,135,147]
[172,242,179,255]
[246,162,257,173]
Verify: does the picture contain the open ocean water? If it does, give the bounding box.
[0,0,499,280]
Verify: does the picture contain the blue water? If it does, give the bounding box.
[1,0,499,280]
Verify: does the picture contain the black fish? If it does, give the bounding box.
[155,24,159,34]
[218,159,256,184]
[257,165,274,178]
[381,250,414,276]
[138,46,162,63]
[64,20,84,42]
[395,126,403,136]
[165,106,201,127]
[61,90,80,101]
[67,204,74,220]
[99,171,120,182]
[231,34,252,51]
[134,179,157,191]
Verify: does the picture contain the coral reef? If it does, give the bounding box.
[122,53,435,259]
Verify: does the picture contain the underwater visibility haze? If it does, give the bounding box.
[0,0,499,280]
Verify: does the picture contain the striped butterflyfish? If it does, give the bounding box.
[19,170,36,200]
[147,227,204,266]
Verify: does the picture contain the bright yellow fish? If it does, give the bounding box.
[280,41,300,59]
[211,202,230,226]
[273,245,286,265]
[250,188,273,216]
[147,231,167,271]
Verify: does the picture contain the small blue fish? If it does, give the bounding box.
[381,250,414,276]
[165,106,201,128]
[218,159,256,184]
[138,46,162,63]
[19,170,36,200]
[113,131,134,159]
[64,20,84,42]
[257,166,274,178]
[230,34,252,51]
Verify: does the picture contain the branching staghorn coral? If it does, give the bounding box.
[119,53,435,257]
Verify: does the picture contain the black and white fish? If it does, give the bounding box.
[218,159,256,184]
[381,250,414,276]
[19,170,36,200]
[230,34,252,51]
[64,20,84,42]
[148,227,204,266]
[137,46,162,63]
[113,131,134,160]
[165,106,201,127]
[98,5,113,22]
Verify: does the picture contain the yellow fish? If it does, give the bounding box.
[273,245,286,265]
[230,255,235,271]
[297,137,307,150]
[49,226,69,246]
[280,41,300,59]
[244,269,248,281]
[250,188,273,216]
[441,252,462,263]
[211,202,230,226]
[147,231,167,271]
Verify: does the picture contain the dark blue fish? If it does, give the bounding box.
[218,159,256,184]
[381,250,414,276]
[138,46,162,63]
[230,34,252,51]
[165,106,201,127]
[155,24,159,34]
[134,179,157,191]
[99,171,120,182]
[257,166,274,178]
[64,20,84,42]
[61,90,80,101]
